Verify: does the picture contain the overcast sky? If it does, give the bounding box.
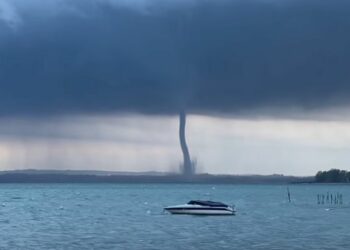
[1,0,350,175]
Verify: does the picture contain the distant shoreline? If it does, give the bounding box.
[0,170,314,184]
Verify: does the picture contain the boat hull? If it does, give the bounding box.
[165,205,235,215]
[165,208,234,215]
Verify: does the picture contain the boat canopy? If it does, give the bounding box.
[187,200,228,207]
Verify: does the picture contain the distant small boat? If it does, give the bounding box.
[164,200,235,215]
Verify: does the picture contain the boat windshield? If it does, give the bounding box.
[188,200,228,207]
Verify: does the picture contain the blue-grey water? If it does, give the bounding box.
[0,184,349,249]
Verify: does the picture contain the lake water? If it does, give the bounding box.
[0,183,349,249]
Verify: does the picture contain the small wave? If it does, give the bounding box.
[11,196,22,200]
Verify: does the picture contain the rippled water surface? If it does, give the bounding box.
[0,184,349,249]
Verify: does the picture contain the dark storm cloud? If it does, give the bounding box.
[1,0,350,117]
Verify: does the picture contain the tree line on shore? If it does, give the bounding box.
[315,169,350,183]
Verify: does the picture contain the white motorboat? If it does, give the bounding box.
[164,200,235,215]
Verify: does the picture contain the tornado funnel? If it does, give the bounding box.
[179,111,194,175]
